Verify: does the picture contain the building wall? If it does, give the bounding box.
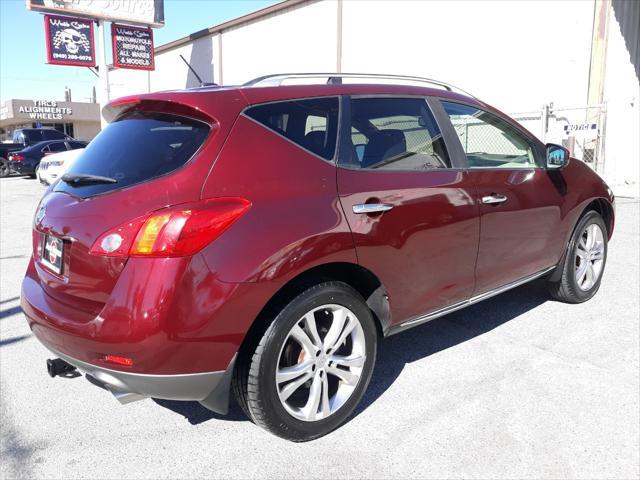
[602,4,640,186]
[73,120,101,141]
[341,0,594,112]
[221,0,337,85]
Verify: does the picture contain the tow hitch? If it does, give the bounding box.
[46,358,77,378]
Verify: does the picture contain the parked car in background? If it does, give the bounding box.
[23,74,615,442]
[0,128,73,178]
[37,148,85,185]
[8,139,87,178]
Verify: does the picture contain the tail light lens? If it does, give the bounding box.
[101,355,134,367]
[90,197,251,257]
[11,154,25,161]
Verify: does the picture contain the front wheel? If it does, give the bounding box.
[548,210,608,303]
[234,281,377,441]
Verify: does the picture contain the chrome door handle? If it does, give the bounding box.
[352,203,394,214]
[481,194,508,205]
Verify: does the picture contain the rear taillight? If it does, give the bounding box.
[102,355,134,367]
[90,197,251,258]
[11,154,25,161]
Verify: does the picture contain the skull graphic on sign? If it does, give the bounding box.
[52,28,90,54]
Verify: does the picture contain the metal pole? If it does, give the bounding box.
[96,20,110,129]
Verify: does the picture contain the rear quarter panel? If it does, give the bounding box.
[200,114,357,285]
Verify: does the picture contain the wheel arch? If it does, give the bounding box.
[584,197,614,239]
[549,196,613,282]
[236,262,390,364]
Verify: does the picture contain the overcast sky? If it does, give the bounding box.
[0,0,278,103]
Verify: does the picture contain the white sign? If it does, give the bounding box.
[564,123,598,137]
[26,0,164,28]
[18,100,73,120]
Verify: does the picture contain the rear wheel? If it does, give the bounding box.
[0,158,9,178]
[233,281,377,441]
[548,211,608,303]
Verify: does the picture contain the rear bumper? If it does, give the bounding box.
[21,253,271,412]
[9,160,36,175]
[21,255,244,375]
[43,343,234,412]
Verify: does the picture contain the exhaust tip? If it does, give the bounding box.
[46,358,77,378]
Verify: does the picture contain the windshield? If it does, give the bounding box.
[54,111,210,197]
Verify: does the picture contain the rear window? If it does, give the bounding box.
[245,97,339,161]
[54,111,210,197]
[41,129,67,140]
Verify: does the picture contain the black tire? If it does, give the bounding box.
[233,281,377,441]
[0,158,9,178]
[548,210,608,303]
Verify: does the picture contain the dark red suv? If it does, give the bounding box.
[22,74,615,441]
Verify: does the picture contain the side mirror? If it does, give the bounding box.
[546,143,570,169]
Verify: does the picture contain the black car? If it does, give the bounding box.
[0,128,73,178]
[8,140,87,177]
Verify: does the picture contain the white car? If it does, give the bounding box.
[37,148,85,185]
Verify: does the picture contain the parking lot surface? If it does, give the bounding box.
[1,176,638,479]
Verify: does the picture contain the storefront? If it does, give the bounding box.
[0,99,100,142]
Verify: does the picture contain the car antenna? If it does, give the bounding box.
[179,55,218,87]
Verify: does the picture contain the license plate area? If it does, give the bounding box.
[41,234,64,275]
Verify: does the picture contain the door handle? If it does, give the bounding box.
[352,203,394,214]
[481,194,508,205]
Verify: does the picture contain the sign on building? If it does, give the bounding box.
[44,14,95,67]
[27,0,165,28]
[111,23,154,70]
[18,100,72,120]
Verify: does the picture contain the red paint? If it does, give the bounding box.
[338,168,479,321]
[22,83,615,378]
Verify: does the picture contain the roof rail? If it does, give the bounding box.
[243,73,476,98]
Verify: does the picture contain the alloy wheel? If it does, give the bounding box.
[275,304,366,422]
[575,223,605,291]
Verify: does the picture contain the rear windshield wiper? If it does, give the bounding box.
[61,173,117,185]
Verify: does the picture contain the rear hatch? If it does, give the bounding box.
[32,90,246,314]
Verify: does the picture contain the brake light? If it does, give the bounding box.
[11,154,25,161]
[90,197,251,257]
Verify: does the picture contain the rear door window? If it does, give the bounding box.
[54,111,210,198]
[245,97,339,161]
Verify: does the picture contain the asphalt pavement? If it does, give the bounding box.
[1,176,638,479]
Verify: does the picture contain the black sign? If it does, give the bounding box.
[44,14,95,67]
[111,23,154,70]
